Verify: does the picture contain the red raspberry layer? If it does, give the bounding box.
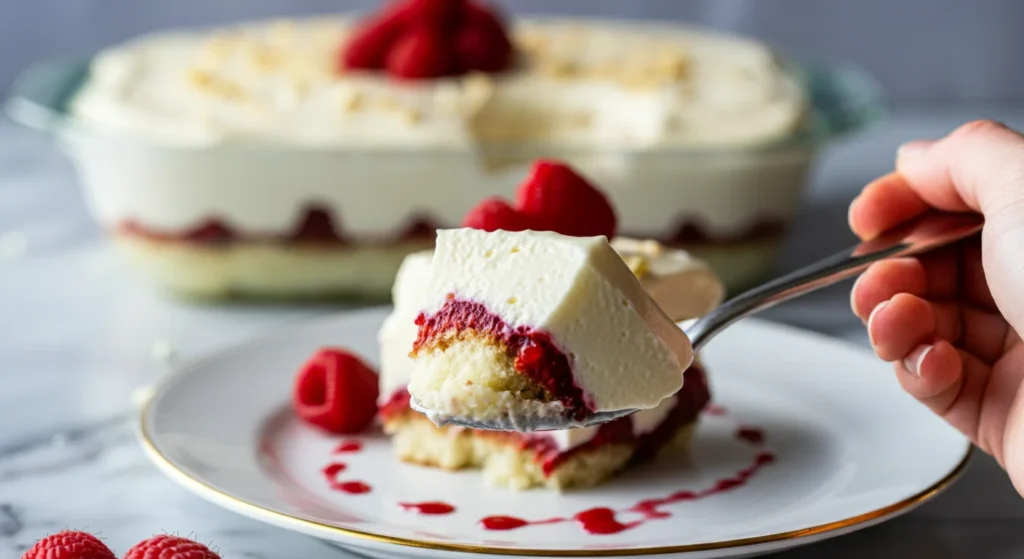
[413,298,592,420]
[118,208,439,246]
[378,387,413,421]
[116,210,787,247]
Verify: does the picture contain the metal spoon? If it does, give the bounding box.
[412,211,985,432]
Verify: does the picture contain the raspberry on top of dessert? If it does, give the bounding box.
[340,0,514,79]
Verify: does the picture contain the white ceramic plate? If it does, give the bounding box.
[139,308,971,559]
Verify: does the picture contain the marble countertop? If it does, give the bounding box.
[2,109,1024,558]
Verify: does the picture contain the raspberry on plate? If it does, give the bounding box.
[123,535,220,559]
[293,348,380,434]
[22,531,116,559]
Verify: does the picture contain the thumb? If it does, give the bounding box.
[899,120,1024,335]
[896,119,1024,218]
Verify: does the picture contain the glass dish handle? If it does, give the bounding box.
[799,60,887,142]
[4,57,90,134]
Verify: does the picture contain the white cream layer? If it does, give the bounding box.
[406,229,692,415]
[69,16,809,239]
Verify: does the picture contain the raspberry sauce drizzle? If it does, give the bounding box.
[478,449,776,535]
[400,501,457,515]
[321,442,372,494]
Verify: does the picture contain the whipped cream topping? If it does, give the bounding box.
[612,237,725,321]
[72,17,805,148]
[407,229,691,414]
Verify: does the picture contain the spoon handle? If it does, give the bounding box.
[685,212,985,351]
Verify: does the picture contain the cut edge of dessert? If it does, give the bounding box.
[372,158,724,490]
[406,229,693,431]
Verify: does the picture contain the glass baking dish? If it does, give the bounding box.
[5,49,884,302]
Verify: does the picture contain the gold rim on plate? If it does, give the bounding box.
[138,394,973,557]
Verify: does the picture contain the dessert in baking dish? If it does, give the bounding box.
[67,0,809,299]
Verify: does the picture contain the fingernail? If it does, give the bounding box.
[897,140,935,163]
[902,344,933,377]
[866,300,889,347]
[850,273,865,319]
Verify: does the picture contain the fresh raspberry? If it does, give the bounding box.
[339,2,409,70]
[22,531,116,559]
[123,535,219,559]
[462,197,533,232]
[293,348,379,434]
[406,0,466,29]
[514,160,618,238]
[340,0,512,78]
[454,2,513,73]
[386,28,454,80]
[291,208,340,242]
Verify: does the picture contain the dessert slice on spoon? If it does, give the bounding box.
[408,228,693,431]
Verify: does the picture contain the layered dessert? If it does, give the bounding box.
[378,237,721,489]
[406,228,693,429]
[65,0,810,299]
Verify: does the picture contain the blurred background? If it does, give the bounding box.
[3,2,1024,557]
[2,0,1023,104]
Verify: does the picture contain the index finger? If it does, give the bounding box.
[849,120,1024,240]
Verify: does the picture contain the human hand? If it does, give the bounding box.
[849,120,1024,494]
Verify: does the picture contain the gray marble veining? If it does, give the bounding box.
[2,109,1024,558]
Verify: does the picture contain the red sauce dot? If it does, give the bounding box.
[480,516,530,531]
[574,507,637,535]
[322,462,346,479]
[334,440,363,453]
[400,501,456,515]
[335,481,372,494]
[736,427,765,445]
